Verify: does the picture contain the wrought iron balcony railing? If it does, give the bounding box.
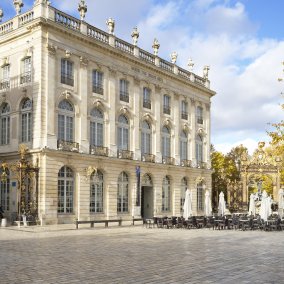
[117,149,133,160]
[141,153,155,163]
[0,80,10,90]
[143,99,151,109]
[92,85,103,95]
[57,139,79,152]
[181,111,188,120]
[162,156,175,165]
[20,72,32,84]
[90,145,108,156]
[120,92,129,103]
[181,159,192,167]
[163,106,171,115]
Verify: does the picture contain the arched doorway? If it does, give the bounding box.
[141,174,153,219]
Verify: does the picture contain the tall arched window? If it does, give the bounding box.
[141,120,151,155]
[58,100,74,142]
[197,182,204,211]
[58,166,74,213]
[21,98,32,142]
[196,134,203,166]
[117,115,129,150]
[162,176,171,212]
[90,170,104,213]
[161,126,171,158]
[0,168,9,211]
[180,130,188,161]
[117,172,128,213]
[180,177,188,213]
[0,103,10,145]
[90,108,104,146]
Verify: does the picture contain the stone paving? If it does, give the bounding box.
[0,224,284,284]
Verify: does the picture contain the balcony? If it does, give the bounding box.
[181,159,192,167]
[92,85,103,95]
[61,74,74,86]
[117,149,133,160]
[57,140,79,152]
[197,162,207,169]
[163,106,171,115]
[181,111,188,120]
[90,145,108,156]
[120,92,129,103]
[0,80,10,90]
[142,153,155,163]
[20,72,32,84]
[143,99,151,109]
[162,156,175,165]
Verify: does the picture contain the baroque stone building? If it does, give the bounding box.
[0,1,215,224]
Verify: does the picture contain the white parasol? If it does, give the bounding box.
[204,190,212,216]
[218,191,226,216]
[183,188,192,219]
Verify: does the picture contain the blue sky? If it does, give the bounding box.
[1,0,283,154]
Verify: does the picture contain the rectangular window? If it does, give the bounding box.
[143,87,151,109]
[21,113,32,142]
[181,101,188,120]
[120,79,129,102]
[180,140,187,161]
[0,180,9,211]
[196,106,203,124]
[163,95,171,114]
[92,70,103,95]
[197,186,204,211]
[0,116,10,145]
[21,57,32,84]
[61,59,74,86]
[0,65,10,90]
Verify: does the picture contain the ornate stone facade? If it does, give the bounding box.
[0,2,215,224]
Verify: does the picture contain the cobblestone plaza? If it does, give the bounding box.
[1,225,284,283]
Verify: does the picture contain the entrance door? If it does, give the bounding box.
[141,186,153,219]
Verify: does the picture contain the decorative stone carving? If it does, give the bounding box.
[106,18,115,34]
[13,0,24,15]
[46,44,57,55]
[34,0,50,5]
[170,52,178,64]
[65,50,72,58]
[190,98,195,106]
[188,58,194,71]
[205,103,210,111]
[80,56,88,67]
[152,38,160,56]
[203,65,210,80]
[85,166,97,178]
[1,57,9,66]
[78,0,87,21]
[195,176,205,185]
[62,90,72,100]
[0,8,3,22]
[183,123,190,133]
[131,27,139,46]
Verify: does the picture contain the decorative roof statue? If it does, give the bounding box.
[34,0,50,5]
[170,52,178,64]
[78,0,87,21]
[203,65,210,80]
[0,8,3,22]
[13,0,24,15]
[152,38,160,56]
[188,58,194,71]
[131,27,139,46]
[106,18,115,35]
